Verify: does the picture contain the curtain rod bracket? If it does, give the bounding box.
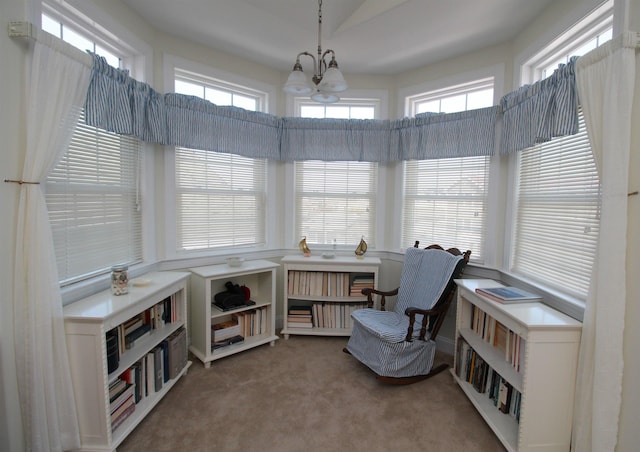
[8,21,34,39]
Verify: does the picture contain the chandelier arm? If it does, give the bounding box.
[317,0,323,79]
[321,49,336,68]
[296,51,319,81]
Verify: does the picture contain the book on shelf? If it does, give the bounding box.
[212,319,241,341]
[124,322,152,349]
[287,314,312,322]
[122,315,144,336]
[108,378,129,402]
[498,378,513,414]
[160,340,170,383]
[153,346,163,392]
[111,398,135,432]
[213,299,256,312]
[349,275,374,296]
[475,286,542,303]
[167,327,187,379]
[106,329,120,374]
[110,383,134,414]
[288,305,312,315]
[456,340,522,422]
[212,334,244,349]
[288,304,313,327]
[130,359,145,403]
[288,321,313,328]
[493,321,509,355]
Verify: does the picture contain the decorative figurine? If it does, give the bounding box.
[298,236,311,257]
[354,236,367,259]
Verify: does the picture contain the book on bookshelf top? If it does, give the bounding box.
[474,286,542,304]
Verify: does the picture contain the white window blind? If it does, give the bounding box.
[293,101,378,247]
[176,150,266,250]
[403,79,493,259]
[512,112,599,298]
[46,110,143,285]
[402,156,489,258]
[294,160,377,246]
[174,71,267,252]
[42,9,141,285]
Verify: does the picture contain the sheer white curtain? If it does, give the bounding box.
[12,35,91,450]
[572,32,637,452]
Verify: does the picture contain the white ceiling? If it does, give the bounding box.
[120,0,555,75]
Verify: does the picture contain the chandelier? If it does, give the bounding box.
[283,0,348,103]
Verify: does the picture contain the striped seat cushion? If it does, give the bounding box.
[351,308,426,343]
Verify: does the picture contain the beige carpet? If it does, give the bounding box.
[118,335,506,452]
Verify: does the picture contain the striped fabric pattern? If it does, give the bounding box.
[85,54,166,143]
[500,57,579,154]
[390,107,499,160]
[164,93,281,160]
[347,322,437,378]
[280,117,391,162]
[84,53,579,162]
[346,248,463,378]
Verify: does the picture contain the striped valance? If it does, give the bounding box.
[390,107,500,160]
[280,117,391,162]
[85,54,166,143]
[164,93,281,159]
[84,53,580,162]
[500,57,579,154]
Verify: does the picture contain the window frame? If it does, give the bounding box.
[163,55,277,259]
[505,1,613,306]
[285,92,387,252]
[399,75,498,262]
[40,0,155,294]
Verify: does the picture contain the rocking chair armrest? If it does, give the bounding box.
[404,302,448,318]
[361,287,399,297]
[404,303,450,342]
[361,287,399,310]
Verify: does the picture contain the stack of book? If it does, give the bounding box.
[211,319,243,349]
[287,271,351,297]
[311,302,367,329]
[234,307,267,337]
[474,286,542,304]
[349,275,374,296]
[287,305,313,328]
[109,379,135,432]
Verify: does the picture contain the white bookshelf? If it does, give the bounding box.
[63,271,191,451]
[452,279,582,452]
[281,255,380,338]
[188,260,279,368]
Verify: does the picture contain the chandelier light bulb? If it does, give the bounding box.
[283,67,313,95]
[310,90,340,104]
[317,64,347,93]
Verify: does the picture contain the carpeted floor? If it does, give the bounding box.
[117,335,506,452]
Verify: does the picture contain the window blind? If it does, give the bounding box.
[512,112,599,297]
[46,110,143,285]
[294,160,377,246]
[402,156,489,260]
[176,149,266,250]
